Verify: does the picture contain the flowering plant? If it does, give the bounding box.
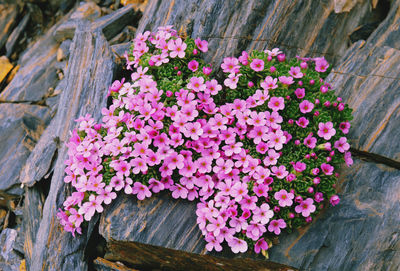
[58,26,353,255]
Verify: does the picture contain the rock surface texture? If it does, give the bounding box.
[0,0,399,270]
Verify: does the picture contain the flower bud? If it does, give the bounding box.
[300,61,308,69]
[193,49,198,55]
[248,81,254,87]
[267,55,272,61]
[320,85,328,93]
[307,187,314,193]
[273,206,280,212]
[270,66,276,73]
[166,90,173,97]
[329,195,340,206]
[313,177,320,185]
[277,54,286,62]
[309,79,315,85]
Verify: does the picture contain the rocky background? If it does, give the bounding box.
[0,0,399,270]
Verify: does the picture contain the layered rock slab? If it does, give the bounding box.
[0,104,51,194]
[138,0,382,66]
[27,24,115,271]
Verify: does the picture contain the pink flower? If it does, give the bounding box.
[317,122,336,140]
[263,149,280,166]
[206,216,226,236]
[268,97,285,111]
[132,182,152,200]
[238,51,248,65]
[252,203,274,224]
[183,122,203,140]
[295,198,316,217]
[334,137,350,153]
[253,183,269,197]
[278,76,294,85]
[296,117,309,128]
[330,195,340,206]
[254,238,269,254]
[188,60,199,72]
[271,165,288,179]
[339,121,351,134]
[221,57,240,74]
[224,73,241,89]
[268,219,286,235]
[195,38,208,52]
[205,79,222,95]
[228,237,248,253]
[274,189,294,207]
[168,38,187,58]
[205,236,222,252]
[187,76,206,92]
[265,48,282,56]
[98,187,117,205]
[314,192,324,203]
[299,100,314,114]
[288,66,303,78]
[261,76,278,90]
[304,134,317,149]
[314,57,329,72]
[294,88,305,99]
[293,161,306,172]
[108,78,125,95]
[321,163,334,175]
[250,59,264,71]
[203,66,212,75]
[79,195,103,221]
[230,181,248,202]
[246,222,266,241]
[344,151,353,167]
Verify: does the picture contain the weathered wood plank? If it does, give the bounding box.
[105,240,297,271]
[28,22,115,271]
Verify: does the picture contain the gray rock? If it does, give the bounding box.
[0,228,23,271]
[57,39,72,62]
[23,185,45,270]
[0,3,20,51]
[5,12,30,58]
[325,0,400,162]
[0,104,51,194]
[268,159,400,271]
[28,22,115,271]
[137,0,379,67]
[91,4,137,40]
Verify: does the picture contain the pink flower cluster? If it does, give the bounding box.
[58,26,353,255]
